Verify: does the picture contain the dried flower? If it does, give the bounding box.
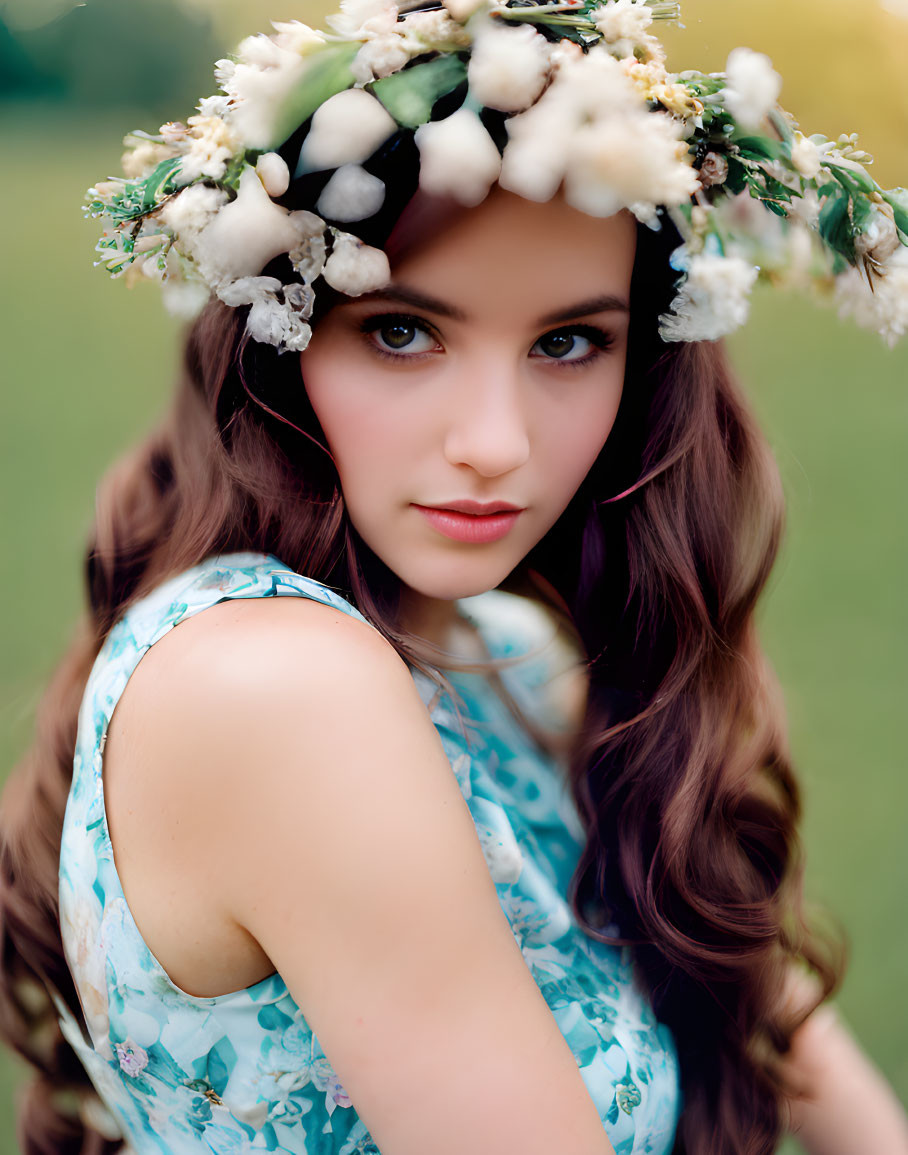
[698,152,729,188]
[854,208,902,266]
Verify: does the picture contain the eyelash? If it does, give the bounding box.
[358,314,616,368]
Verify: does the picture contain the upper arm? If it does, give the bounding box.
[136,597,613,1155]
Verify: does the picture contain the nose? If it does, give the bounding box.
[442,361,531,478]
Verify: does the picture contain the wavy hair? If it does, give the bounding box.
[1,218,842,1152]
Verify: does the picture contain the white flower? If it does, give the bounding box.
[723,47,782,130]
[327,0,399,39]
[591,0,658,58]
[659,251,759,342]
[789,132,822,180]
[298,89,398,172]
[271,20,328,56]
[220,35,311,151]
[564,110,698,218]
[467,21,550,113]
[442,0,486,21]
[256,152,291,197]
[556,44,638,118]
[121,140,176,181]
[188,167,322,288]
[415,108,502,206]
[177,115,240,183]
[837,245,908,348]
[159,184,229,245]
[323,231,391,296]
[499,89,573,202]
[162,276,211,320]
[317,165,386,222]
[854,208,901,265]
[351,33,411,83]
[399,9,471,52]
[197,94,231,119]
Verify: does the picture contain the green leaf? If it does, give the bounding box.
[141,157,182,213]
[724,156,748,196]
[827,162,877,196]
[733,134,784,163]
[851,195,875,233]
[272,41,359,149]
[883,188,908,240]
[818,191,855,261]
[370,55,468,129]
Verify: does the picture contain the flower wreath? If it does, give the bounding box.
[86,0,908,352]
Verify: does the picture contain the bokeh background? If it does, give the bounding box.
[1,0,906,1150]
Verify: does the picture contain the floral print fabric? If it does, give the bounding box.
[59,553,681,1153]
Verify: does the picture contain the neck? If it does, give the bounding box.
[398,589,486,661]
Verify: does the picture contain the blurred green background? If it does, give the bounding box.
[1,0,906,1150]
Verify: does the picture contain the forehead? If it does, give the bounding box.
[383,188,637,323]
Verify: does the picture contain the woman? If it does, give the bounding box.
[2,2,907,1152]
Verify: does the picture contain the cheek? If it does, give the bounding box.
[541,383,624,496]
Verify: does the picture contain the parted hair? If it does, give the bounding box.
[0,217,842,1153]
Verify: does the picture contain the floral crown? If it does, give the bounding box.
[86,0,908,353]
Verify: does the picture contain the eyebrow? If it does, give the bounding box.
[351,285,631,327]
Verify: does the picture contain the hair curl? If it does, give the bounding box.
[1,218,842,1152]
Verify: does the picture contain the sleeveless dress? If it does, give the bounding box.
[58,553,681,1154]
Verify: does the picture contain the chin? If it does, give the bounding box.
[398,557,519,603]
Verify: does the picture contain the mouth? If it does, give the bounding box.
[422,500,524,516]
[412,502,524,544]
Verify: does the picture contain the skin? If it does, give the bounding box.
[102,190,908,1154]
[301,188,635,647]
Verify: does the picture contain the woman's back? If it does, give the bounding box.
[59,553,680,1153]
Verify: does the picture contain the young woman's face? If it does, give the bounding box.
[301,188,636,608]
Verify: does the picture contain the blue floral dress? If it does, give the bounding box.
[59,553,681,1154]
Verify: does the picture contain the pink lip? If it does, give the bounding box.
[413,502,524,544]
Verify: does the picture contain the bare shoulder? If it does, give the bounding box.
[111,594,411,753]
[106,593,428,851]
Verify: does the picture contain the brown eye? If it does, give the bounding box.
[532,330,597,362]
[363,315,439,356]
[380,323,419,350]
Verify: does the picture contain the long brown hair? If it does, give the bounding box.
[1,223,842,1152]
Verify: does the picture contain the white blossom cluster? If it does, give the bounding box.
[838,246,908,348]
[658,251,760,342]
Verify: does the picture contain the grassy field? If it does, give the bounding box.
[1,103,906,1152]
